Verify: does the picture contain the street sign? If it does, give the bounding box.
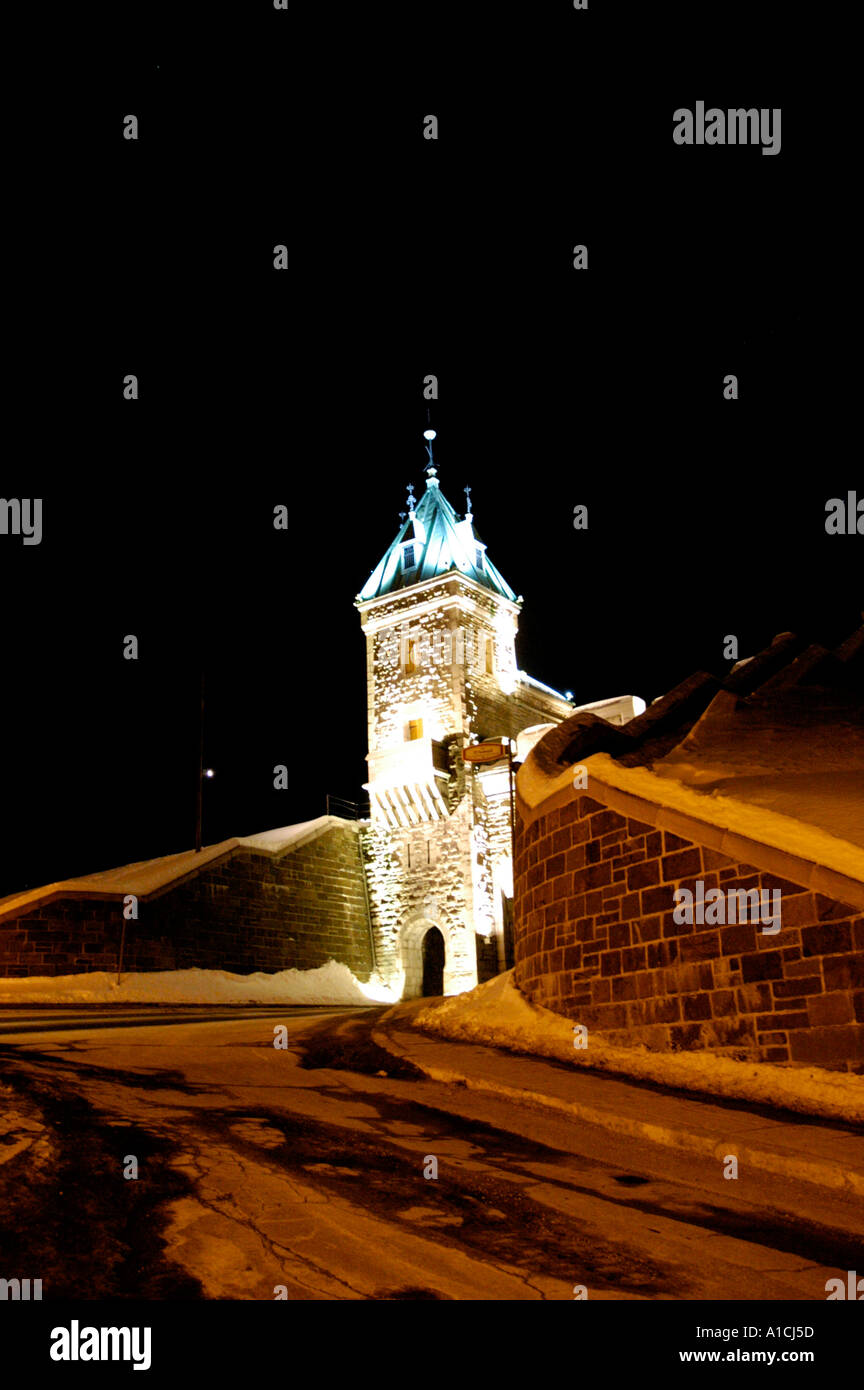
[462,741,509,764]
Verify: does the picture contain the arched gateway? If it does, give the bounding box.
[421,925,445,996]
[399,916,448,998]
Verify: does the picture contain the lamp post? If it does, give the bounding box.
[194,668,216,853]
[461,740,516,854]
[462,738,518,970]
[506,736,517,880]
[461,739,516,842]
[195,669,205,852]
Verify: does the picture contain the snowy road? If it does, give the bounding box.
[1,1006,861,1301]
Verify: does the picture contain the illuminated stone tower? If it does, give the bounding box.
[355,432,573,998]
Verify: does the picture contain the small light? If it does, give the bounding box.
[423,428,437,440]
[565,691,574,701]
[204,768,215,778]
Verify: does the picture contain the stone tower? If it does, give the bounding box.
[355,434,573,998]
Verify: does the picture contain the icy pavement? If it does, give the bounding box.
[375,1004,864,1198]
[1,1007,862,1301]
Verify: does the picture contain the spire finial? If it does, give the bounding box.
[464,485,472,520]
[423,427,438,486]
[406,484,416,514]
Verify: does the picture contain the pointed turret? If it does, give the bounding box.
[356,432,517,603]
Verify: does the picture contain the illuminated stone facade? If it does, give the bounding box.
[356,462,573,996]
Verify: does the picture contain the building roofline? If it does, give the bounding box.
[356,570,522,617]
[518,670,572,704]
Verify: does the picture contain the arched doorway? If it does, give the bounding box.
[421,926,445,996]
[399,914,452,998]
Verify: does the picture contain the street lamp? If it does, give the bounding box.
[194,668,216,852]
[462,738,519,967]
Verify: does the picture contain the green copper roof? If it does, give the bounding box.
[357,470,518,603]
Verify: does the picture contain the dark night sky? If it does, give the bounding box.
[2,3,859,897]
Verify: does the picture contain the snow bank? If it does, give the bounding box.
[0,959,401,1007]
[413,971,864,1124]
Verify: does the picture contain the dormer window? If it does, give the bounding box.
[475,547,484,570]
[403,543,416,570]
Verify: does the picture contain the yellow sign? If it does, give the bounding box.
[462,742,508,764]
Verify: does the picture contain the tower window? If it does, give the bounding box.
[406,718,424,741]
[485,638,495,674]
[475,547,484,570]
[403,638,417,674]
[403,544,416,570]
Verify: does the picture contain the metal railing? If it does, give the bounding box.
[325,794,370,821]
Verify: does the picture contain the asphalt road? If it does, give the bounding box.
[1,1006,861,1301]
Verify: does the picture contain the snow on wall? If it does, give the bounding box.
[0,817,341,922]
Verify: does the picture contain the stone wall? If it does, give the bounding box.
[362,802,479,995]
[473,684,570,744]
[0,821,375,980]
[367,587,474,763]
[515,795,864,1070]
[364,577,570,759]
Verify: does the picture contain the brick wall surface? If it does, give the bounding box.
[515,796,864,1070]
[0,823,374,980]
